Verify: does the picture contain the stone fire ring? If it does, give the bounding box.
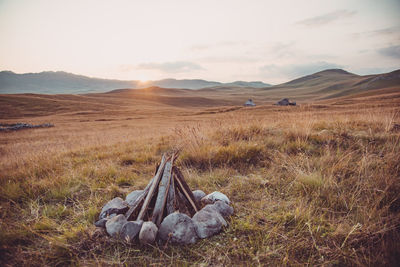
[94,154,234,245]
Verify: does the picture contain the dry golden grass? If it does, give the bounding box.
[0,91,399,266]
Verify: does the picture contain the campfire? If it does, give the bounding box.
[95,153,234,245]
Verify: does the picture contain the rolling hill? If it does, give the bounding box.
[245,68,400,101]
[0,68,399,119]
[0,71,271,94]
[0,71,139,94]
[1,69,398,99]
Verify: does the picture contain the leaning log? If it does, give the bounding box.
[175,187,192,216]
[125,176,154,220]
[173,167,200,212]
[166,172,176,216]
[137,155,168,221]
[152,160,173,225]
[125,158,163,220]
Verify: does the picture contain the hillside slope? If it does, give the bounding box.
[247,69,400,101]
[1,68,399,119]
[0,71,139,94]
[0,71,271,94]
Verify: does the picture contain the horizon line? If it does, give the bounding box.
[1,67,400,86]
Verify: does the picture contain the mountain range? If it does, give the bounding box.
[1,68,399,119]
[0,69,399,101]
[0,71,271,94]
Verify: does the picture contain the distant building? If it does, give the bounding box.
[244,99,256,106]
[276,98,296,106]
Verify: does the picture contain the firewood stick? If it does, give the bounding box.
[137,154,168,221]
[152,160,173,225]
[173,167,200,211]
[125,176,155,220]
[166,171,176,216]
[175,184,192,216]
[173,171,199,215]
[125,194,144,221]
[154,152,178,225]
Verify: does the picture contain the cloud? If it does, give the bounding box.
[267,42,297,59]
[378,45,400,59]
[118,64,136,72]
[190,44,210,51]
[189,41,248,52]
[199,56,259,64]
[297,9,356,27]
[352,66,397,75]
[137,61,204,73]
[369,26,400,36]
[260,61,344,78]
[353,26,400,39]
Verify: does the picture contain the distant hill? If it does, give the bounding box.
[150,79,222,89]
[257,68,400,100]
[1,69,398,99]
[0,71,271,94]
[151,79,271,89]
[0,71,139,94]
[284,69,357,86]
[225,81,271,88]
[1,68,399,119]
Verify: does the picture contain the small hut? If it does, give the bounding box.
[276,98,296,106]
[244,99,256,106]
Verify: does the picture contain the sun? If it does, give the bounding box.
[138,79,149,86]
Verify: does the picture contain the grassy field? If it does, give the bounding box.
[0,89,400,266]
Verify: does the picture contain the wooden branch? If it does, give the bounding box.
[137,154,168,221]
[166,171,176,216]
[171,149,181,164]
[152,160,173,225]
[173,178,180,211]
[125,175,155,220]
[174,179,198,217]
[126,153,161,220]
[154,163,160,175]
[173,167,200,212]
[175,185,191,216]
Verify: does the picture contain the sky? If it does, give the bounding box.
[0,0,399,84]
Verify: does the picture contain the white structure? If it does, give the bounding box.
[244,99,256,106]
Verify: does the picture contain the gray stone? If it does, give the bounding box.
[139,221,158,245]
[125,190,143,206]
[95,213,117,228]
[94,218,108,228]
[192,190,206,204]
[213,200,234,218]
[158,212,198,244]
[201,191,230,205]
[99,197,129,220]
[192,205,227,239]
[0,122,54,132]
[105,214,127,237]
[120,220,143,243]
